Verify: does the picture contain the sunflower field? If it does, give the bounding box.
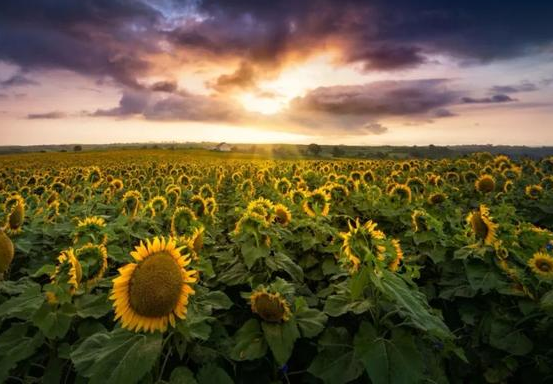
[1,149,553,383]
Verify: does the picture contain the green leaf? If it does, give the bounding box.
[196,364,233,384]
[170,366,197,383]
[489,320,533,356]
[32,302,75,339]
[0,323,44,382]
[269,253,304,282]
[465,261,506,293]
[241,243,269,269]
[261,319,299,365]
[71,328,162,383]
[197,290,233,311]
[30,264,56,278]
[75,293,112,319]
[323,294,372,317]
[294,297,327,338]
[377,271,452,339]
[354,322,424,383]
[230,319,267,361]
[0,283,43,321]
[540,289,553,316]
[308,327,364,383]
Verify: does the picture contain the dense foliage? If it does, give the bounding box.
[1,149,553,383]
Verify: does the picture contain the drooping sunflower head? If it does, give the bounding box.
[234,211,269,235]
[411,210,429,232]
[289,189,307,205]
[73,216,108,246]
[406,177,425,194]
[327,183,349,203]
[110,179,124,192]
[198,184,214,199]
[204,197,218,217]
[239,179,255,197]
[503,180,514,193]
[247,198,275,222]
[111,237,198,333]
[75,243,108,287]
[273,204,292,226]
[475,174,496,193]
[528,252,553,280]
[86,167,103,187]
[467,205,498,245]
[250,289,291,323]
[189,225,205,255]
[121,190,142,217]
[148,195,168,215]
[52,248,82,294]
[274,178,292,195]
[339,219,386,273]
[363,170,376,184]
[171,206,199,236]
[525,184,543,200]
[389,184,412,204]
[190,195,207,217]
[427,192,447,205]
[302,189,330,217]
[0,229,15,275]
[388,239,404,272]
[4,199,25,235]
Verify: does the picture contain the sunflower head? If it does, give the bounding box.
[149,195,168,215]
[171,206,199,236]
[73,216,108,246]
[339,219,386,273]
[274,204,292,226]
[250,289,291,323]
[467,205,497,245]
[121,190,142,217]
[528,252,553,280]
[52,248,82,294]
[302,189,330,217]
[525,184,543,200]
[411,210,428,232]
[389,184,412,204]
[75,243,108,287]
[274,178,292,195]
[0,229,15,275]
[111,237,198,333]
[427,192,447,205]
[5,200,25,235]
[190,195,207,217]
[198,184,214,199]
[290,189,307,205]
[475,175,496,193]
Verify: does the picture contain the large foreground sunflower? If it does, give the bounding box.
[111,237,198,333]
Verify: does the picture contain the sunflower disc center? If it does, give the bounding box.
[129,252,183,317]
[254,294,285,322]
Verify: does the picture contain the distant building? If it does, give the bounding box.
[212,142,232,152]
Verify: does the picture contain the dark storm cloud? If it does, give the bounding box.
[289,79,459,116]
[489,82,538,94]
[461,94,517,104]
[27,111,67,119]
[0,0,161,88]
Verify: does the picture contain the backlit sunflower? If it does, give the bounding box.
[50,248,82,295]
[4,198,25,235]
[171,206,198,236]
[389,184,412,204]
[427,192,447,205]
[527,252,553,280]
[411,210,428,232]
[475,174,496,193]
[190,195,207,217]
[250,288,291,323]
[121,190,142,217]
[0,229,14,276]
[148,195,168,215]
[73,216,108,246]
[302,189,330,217]
[111,237,198,333]
[274,204,292,226]
[75,243,108,287]
[388,239,403,272]
[339,219,386,273]
[466,205,498,245]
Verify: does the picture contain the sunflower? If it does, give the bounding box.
[111,237,198,333]
[4,199,25,235]
[411,210,428,232]
[171,206,198,236]
[388,239,403,272]
[339,219,386,273]
[274,178,292,195]
[467,205,498,245]
[73,216,108,246]
[190,195,207,217]
[527,252,553,280]
[302,189,330,217]
[250,289,291,323]
[110,178,124,192]
[148,195,168,215]
[0,229,14,276]
[427,192,447,205]
[525,184,543,200]
[388,183,412,204]
[475,174,496,193]
[198,184,214,199]
[204,197,218,217]
[51,248,82,294]
[121,190,142,217]
[289,189,307,205]
[75,243,108,287]
[274,204,292,226]
[189,225,205,255]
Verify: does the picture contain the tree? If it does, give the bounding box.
[73,145,82,152]
[332,146,345,157]
[307,143,321,157]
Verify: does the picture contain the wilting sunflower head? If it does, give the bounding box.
[525,184,543,200]
[204,197,218,217]
[411,210,429,232]
[475,175,496,193]
[389,184,412,204]
[363,170,376,184]
[467,205,498,246]
[273,204,292,226]
[73,216,108,246]
[274,178,292,195]
[121,190,142,217]
[289,189,307,205]
[0,229,15,275]
[234,211,269,235]
[189,226,205,254]
[503,180,514,193]
[406,177,425,194]
[171,206,198,236]
[247,198,275,222]
[111,236,198,333]
[528,252,553,280]
[239,179,255,197]
[110,179,124,192]
[198,184,214,199]
[388,239,404,272]
[75,243,108,287]
[427,192,447,205]
[250,289,291,323]
[327,183,349,203]
[302,189,330,217]
[86,167,103,187]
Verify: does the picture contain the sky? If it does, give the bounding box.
[1,0,553,146]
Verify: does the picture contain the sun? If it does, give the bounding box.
[238,92,285,115]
